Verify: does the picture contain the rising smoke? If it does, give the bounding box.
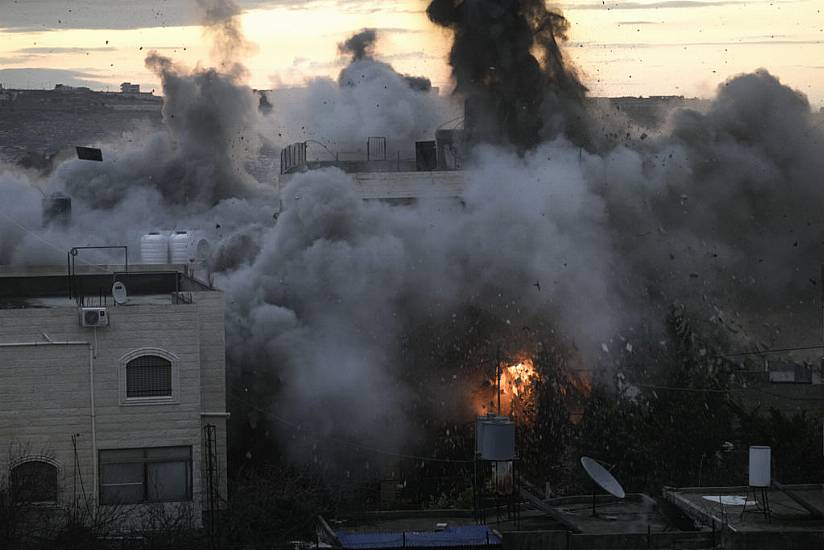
[427,0,588,150]
[266,28,450,152]
[1,0,823,462]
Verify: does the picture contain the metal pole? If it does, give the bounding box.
[496,346,501,416]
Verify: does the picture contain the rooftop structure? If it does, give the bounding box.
[665,484,824,549]
[320,494,716,550]
[0,263,228,528]
[278,132,467,205]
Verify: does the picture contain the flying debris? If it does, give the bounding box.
[75,146,103,161]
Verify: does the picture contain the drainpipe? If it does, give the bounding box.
[0,341,97,506]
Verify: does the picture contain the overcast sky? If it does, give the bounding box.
[0,0,822,106]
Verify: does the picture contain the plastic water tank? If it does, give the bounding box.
[748,446,771,488]
[476,415,516,461]
[170,230,210,265]
[140,232,170,264]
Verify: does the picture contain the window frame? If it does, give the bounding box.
[99,446,193,505]
[118,348,180,406]
[9,456,61,505]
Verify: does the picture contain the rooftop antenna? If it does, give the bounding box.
[580,456,626,518]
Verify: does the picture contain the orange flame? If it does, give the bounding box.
[473,357,539,416]
[471,354,592,421]
[500,358,538,399]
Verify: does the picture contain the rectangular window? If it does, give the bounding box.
[99,446,191,505]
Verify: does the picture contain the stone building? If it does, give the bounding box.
[0,264,227,527]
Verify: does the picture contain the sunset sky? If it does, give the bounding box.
[1,0,822,107]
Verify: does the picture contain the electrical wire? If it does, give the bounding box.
[634,383,824,401]
[716,344,824,358]
[0,209,112,273]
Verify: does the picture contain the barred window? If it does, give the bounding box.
[126,355,172,398]
[100,446,191,505]
[11,460,59,503]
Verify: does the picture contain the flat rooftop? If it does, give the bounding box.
[322,513,500,550]
[544,493,684,535]
[0,264,213,308]
[664,484,824,534]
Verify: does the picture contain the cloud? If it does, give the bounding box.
[0,68,109,90]
[0,1,409,31]
[0,0,272,31]
[568,1,765,10]
[574,39,823,48]
[15,47,117,54]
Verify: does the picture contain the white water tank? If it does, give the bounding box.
[140,232,170,264]
[170,231,210,265]
[476,414,515,461]
[748,446,771,488]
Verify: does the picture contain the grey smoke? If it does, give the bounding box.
[196,0,256,77]
[338,28,432,92]
[338,28,378,62]
[267,29,445,152]
[2,1,824,456]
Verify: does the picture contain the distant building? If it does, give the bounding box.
[0,264,228,526]
[278,134,467,208]
[0,86,163,162]
[120,82,141,94]
[665,484,824,549]
[732,359,824,418]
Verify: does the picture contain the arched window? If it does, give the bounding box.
[11,460,59,503]
[126,355,172,398]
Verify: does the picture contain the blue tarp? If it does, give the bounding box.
[336,525,501,549]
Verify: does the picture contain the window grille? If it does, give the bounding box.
[126,355,172,397]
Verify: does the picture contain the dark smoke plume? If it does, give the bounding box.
[427,0,587,150]
[338,28,378,62]
[337,28,432,92]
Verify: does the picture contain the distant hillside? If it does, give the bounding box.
[0,84,163,169]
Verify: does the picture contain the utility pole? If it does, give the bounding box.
[496,346,502,417]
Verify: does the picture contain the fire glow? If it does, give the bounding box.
[473,357,539,416]
[500,358,538,399]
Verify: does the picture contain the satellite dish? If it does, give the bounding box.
[112,281,128,305]
[581,456,626,499]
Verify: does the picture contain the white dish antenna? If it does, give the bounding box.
[112,281,129,305]
[581,456,626,499]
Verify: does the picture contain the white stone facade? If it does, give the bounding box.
[0,280,227,527]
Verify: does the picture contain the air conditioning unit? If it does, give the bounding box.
[80,307,109,328]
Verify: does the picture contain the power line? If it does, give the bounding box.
[0,210,111,273]
[717,344,824,358]
[635,383,824,401]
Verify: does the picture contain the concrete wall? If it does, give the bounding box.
[503,530,715,550]
[721,529,824,550]
[0,290,227,527]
